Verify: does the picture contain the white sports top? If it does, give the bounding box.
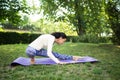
[29,34,60,63]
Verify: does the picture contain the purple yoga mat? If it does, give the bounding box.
[10,56,98,66]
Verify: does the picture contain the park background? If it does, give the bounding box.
[0,0,120,80]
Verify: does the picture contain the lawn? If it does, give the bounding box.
[0,42,120,80]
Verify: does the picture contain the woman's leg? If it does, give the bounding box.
[36,49,73,60]
[26,46,36,64]
[52,52,73,60]
[26,46,36,58]
[26,47,83,62]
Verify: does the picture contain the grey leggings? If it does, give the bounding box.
[26,46,73,60]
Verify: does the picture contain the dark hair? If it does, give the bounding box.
[51,32,67,39]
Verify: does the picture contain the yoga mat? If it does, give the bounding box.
[10,56,98,66]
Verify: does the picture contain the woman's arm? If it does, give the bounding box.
[47,38,60,63]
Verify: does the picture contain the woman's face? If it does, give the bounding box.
[55,37,66,45]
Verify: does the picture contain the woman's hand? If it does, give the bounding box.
[73,56,84,61]
[57,62,68,64]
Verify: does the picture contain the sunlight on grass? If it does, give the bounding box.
[0,42,120,80]
[117,46,120,48]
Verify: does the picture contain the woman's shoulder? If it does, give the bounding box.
[40,34,55,39]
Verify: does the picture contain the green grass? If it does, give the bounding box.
[0,42,120,80]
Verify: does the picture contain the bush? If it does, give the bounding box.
[111,34,120,45]
[67,34,111,43]
[0,32,111,45]
[0,32,40,44]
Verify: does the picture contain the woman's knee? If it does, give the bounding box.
[26,47,36,58]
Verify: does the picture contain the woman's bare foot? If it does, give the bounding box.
[73,56,84,61]
[30,58,35,64]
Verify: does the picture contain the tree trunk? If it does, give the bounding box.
[76,18,85,36]
[74,0,85,36]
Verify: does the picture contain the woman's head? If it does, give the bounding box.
[51,32,67,44]
[51,32,67,39]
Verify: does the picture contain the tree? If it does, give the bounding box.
[33,18,76,35]
[106,0,120,44]
[0,0,29,25]
[39,0,109,36]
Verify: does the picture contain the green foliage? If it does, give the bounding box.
[106,0,120,45]
[2,22,41,32]
[0,0,29,25]
[40,0,110,36]
[0,32,40,44]
[0,31,110,45]
[0,43,120,80]
[0,27,4,31]
[68,34,111,43]
[22,24,41,31]
[33,19,77,35]
[2,22,19,29]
